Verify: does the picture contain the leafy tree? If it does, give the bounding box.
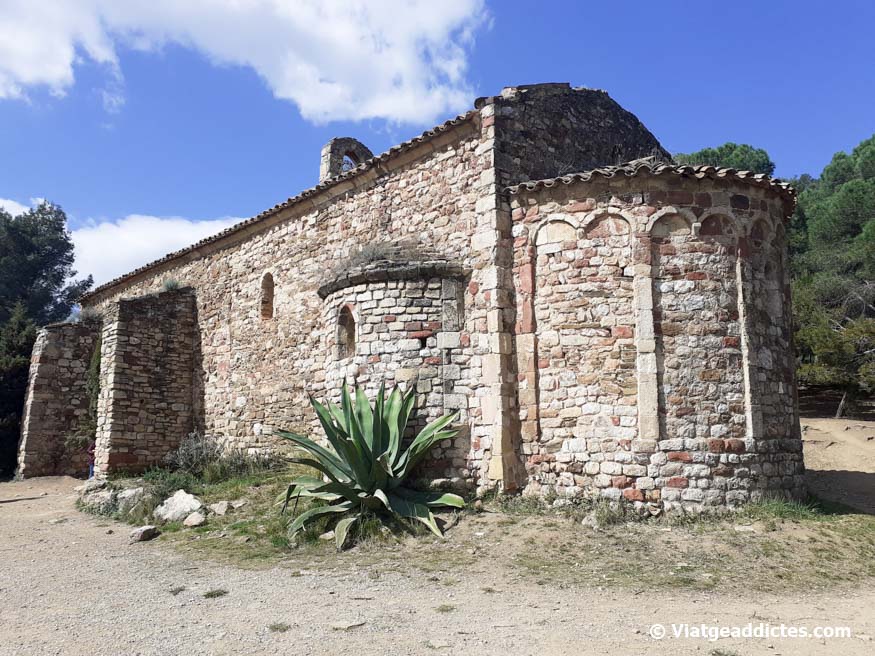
[792,134,875,415]
[674,142,776,176]
[0,304,37,477]
[0,202,93,325]
[0,201,92,475]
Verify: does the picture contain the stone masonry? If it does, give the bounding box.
[16,322,99,477]
[18,83,804,509]
[93,288,198,476]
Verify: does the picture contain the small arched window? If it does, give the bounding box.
[260,273,274,319]
[338,305,356,358]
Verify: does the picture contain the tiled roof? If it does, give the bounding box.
[507,158,796,201]
[81,110,478,302]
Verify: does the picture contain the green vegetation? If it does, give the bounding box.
[0,202,93,476]
[675,136,875,417]
[277,383,465,549]
[791,135,875,416]
[161,278,181,291]
[674,142,776,175]
[268,623,291,633]
[203,589,228,599]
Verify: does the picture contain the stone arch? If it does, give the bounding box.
[260,273,275,319]
[583,214,630,238]
[534,218,578,247]
[337,304,357,359]
[651,213,692,238]
[319,137,374,182]
[699,213,737,238]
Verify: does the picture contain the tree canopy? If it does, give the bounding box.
[791,135,875,415]
[674,142,776,176]
[0,202,93,325]
[0,202,92,476]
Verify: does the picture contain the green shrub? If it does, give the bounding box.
[277,383,464,549]
[163,431,285,483]
[161,278,181,291]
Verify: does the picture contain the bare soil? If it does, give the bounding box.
[2,418,874,655]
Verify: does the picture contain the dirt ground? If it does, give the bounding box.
[2,418,874,656]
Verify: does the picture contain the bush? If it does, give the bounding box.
[277,383,464,549]
[163,431,285,482]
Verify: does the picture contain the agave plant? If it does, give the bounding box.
[276,383,465,549]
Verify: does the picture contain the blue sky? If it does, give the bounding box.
[1,0,873,284]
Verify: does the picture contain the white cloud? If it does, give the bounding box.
[0,0,488,124]
[72,214,240,285]
[0,197,30,216]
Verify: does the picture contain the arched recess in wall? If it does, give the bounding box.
[337,304,356,359]
[649,213,692,433]
[260,273,275,320]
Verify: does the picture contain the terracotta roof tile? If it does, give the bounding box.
[506,157,796,202]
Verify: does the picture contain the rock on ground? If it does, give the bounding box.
[183,512,206,527]
[129,525,160,542]
[208,501,229,516]
[117,487,147,515]
[154,490,203,523]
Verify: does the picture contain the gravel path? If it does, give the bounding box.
[1,476,873,656]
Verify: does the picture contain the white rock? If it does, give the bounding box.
[154,490,203,523]
[208,501,230,516]
[130,525,160,542]
[116,487,146,515]
[230,499,247,510]
[183,511,206,527]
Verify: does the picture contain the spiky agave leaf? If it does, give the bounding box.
[276,382,465,548]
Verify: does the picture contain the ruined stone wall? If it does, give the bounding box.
[486,84,671,187]
[321,264,470,485]
[16,322,99,478]
[510,174,804,508]
[83,117,503,487]
[94,289,197,475]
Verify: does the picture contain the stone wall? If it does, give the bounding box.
[484,83,671,187]
[93,288,198,476]
[509,171,804,508]
[83,116,501,487]
[320,258,470,484]
[16,322,99,478]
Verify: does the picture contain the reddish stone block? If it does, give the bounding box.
[405,321,422,331]
[667,476,689,488]
[713,465,734,477]
[667,190,694,205]
[725,439,746,453]
[611,416,620,426]
[468,281,479,296]
[383,315,396,323]
[537,358,550,369]
[623,488,644,502]
[722,336,740,348]
[668,451,692,462]
[368,355,381,364]
[707,439,725,453]
[694,192,712,207]
[612,326,633,338]
[409,330,433,339]
[612,475,629,488]
[685,271,707,280]
[519,262,534,294]
[460,333,470,348]
[424,356,442,365]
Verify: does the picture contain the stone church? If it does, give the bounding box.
[17,83,805,510]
